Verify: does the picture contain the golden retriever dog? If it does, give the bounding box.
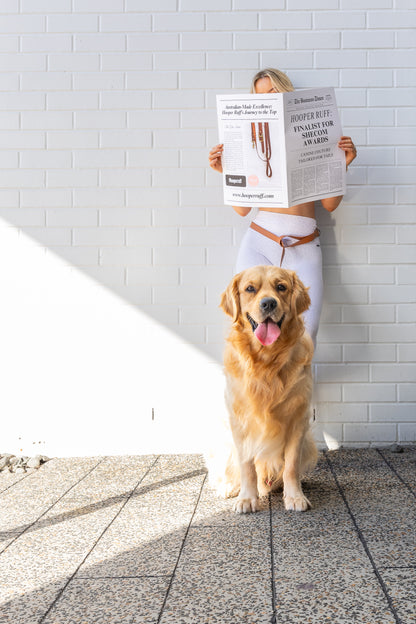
[219,265,317,514]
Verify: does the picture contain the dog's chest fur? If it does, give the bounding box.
[224,333,312,431]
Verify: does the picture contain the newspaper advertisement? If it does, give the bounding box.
[216,87,346,208]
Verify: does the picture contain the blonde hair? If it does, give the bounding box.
[250,68,294,94]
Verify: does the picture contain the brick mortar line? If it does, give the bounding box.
[376,448,416,500]
[39,455,161,623]
[0,457,106,556]
[156,472,207,624]
[324,451,402,624]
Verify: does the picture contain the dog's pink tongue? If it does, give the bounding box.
[254,319,281,346]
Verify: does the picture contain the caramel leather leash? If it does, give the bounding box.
[251,122,257,148]
[251,122,272,178]
[263,122,272,178]
[250,222,320,267]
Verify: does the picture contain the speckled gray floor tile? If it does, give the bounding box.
[340,483,412,513]
[192,480,270,528]
[160,526,272,624]
[161,574,272,624]
[42,578,170,624]
[325,453,416,568]
[77,455,206,578]
[77,509,192,578]
[326,448,399,489]
[0,456,158,615]
[272,522,371,571]
[0,502,126,611]
[176,525,271,572]
[273,568,396,624]
[378,446,416,493]
[0,457,101,544]
[43,455,158,512]
[361,525,416,568]
[381,568,416,623]
[0,450,414,624]
[0,578,69,624]
[0,470,28,495]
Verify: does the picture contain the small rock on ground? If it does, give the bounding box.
[389,443,404,454]
[0,454,50,473]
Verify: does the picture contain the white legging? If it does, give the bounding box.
[235,212,323,346]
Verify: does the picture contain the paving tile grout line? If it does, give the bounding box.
[268,494,278,624]
[0,457,106,555]
[376,448,416,500]
[3,467,208,542]
[324,451,402,624]
[0,473,31,496]
[76,574,172,580]
[4,470,205,537]
[156,472,207,624]
[38,455,161,624]
[378,565,416,570]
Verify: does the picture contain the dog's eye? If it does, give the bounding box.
[276,283,287,292]
[246,285,256,293]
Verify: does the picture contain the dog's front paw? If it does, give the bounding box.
[233,496,259,514]
[284,494,311,512]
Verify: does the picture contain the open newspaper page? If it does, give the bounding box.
[216,88,345,209]
[283,87,346,205]
[216,94,288,208]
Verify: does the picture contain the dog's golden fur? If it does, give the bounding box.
[219,265,317,513]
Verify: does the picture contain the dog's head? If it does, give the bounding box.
[220,266,310,346]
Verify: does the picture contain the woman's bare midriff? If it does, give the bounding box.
[258,201,316,218]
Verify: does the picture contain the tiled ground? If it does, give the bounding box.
[0,448,415,624]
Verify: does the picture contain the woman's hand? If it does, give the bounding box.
[338,136,357,169]
[208,143,224,173]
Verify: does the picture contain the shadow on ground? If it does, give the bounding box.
[0,448,415,624]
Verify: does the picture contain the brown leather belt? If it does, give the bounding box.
[250,221,320,267]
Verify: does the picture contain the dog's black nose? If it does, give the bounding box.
[260,297,277,314]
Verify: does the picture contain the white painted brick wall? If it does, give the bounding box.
[0,0,415,454]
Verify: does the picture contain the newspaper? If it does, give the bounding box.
[216,87,346,208]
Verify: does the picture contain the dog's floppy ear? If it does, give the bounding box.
[220,273,241,322]
[290,271,311,316]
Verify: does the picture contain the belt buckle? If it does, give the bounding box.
[281,236,293,247]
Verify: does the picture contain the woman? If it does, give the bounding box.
[209,68,357,346]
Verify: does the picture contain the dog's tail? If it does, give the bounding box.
[203,442,241,499]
